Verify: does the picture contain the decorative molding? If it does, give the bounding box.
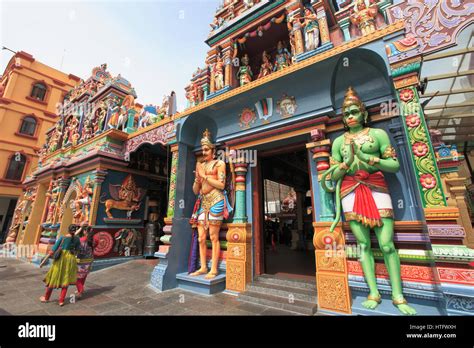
[387,0,474,56]
[445,294,474,314]
[438,267,474,285]
[428,224,466,239]
[395,86,447,208]
[316,273,351,314]
[124,122,176,156]
[348,261,436,283]
[225,223,252,292]
[432,245,474,262]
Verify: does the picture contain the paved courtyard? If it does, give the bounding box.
[0,258,295,316]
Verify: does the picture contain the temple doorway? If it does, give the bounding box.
[254,143,315,281]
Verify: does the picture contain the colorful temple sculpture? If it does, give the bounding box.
[7,64,176,267]
[6,0,474,316]
[148,0,474,316]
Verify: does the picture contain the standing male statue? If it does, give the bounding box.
[322,87,417,315]
[190,129,232,279]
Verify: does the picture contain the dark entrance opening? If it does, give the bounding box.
[258,144,315,280]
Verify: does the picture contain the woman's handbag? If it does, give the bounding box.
[52,237,66,260]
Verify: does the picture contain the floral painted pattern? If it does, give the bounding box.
[420,174,437,189]
[399,89,414,102]
[412,142,428,157]
[405,114,421,128]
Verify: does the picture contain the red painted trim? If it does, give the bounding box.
[16,113,41,138]
[0,138,40,151]
[68,73,81,82]
[28,79,51,105]
[307,148,316,223]
[252,163,264,276]
[17,51,35,62]
[25,95,48,105]
[2,151,30,183]
[52,78,66,87]
[43,111,57,118]
[15,132,38,140]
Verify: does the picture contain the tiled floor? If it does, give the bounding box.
[0,258,296,316]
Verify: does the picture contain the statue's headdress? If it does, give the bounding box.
[201,129,215,149]
[342,86,368,124]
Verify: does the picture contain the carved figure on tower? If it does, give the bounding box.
[302,7,320,51]
[350,0,378,36]
[106,96,121,129]
[273,41,292,71]
[237,54,253,87]
[100,175,146,219]
[5,188,36,243]
[321,87,417,315]
[257,51,273,79]
[189,129,233,279]
[213,54,225,91]
[73,176,94,224]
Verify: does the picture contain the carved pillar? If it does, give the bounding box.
[226,157,251,292]
[89,170,107,226]
[161,144,179,252]
[287,9,305,55]
[207,54,217,94]
[338,17,351,42]
[222,41,234,88]
[308,129,334,221]
[444,176,474,248]
[232,159,248,223]
[307,128,352,314]
[316,7,331,45]
[388,42,474,315]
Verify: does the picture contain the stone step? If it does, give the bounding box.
[256,274,315,291]
[238,290,317,315]
[247,281,317,303]
[176,272,226,295]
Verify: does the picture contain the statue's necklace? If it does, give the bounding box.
[344,127,372,146]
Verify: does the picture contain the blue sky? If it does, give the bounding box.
[0,0,222,110]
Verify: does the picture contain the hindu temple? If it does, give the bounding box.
[6,0,474,316]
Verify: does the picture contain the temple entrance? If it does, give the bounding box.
[254,143,315,281]
[127,143,170,255]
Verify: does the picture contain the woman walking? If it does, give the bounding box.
[74,224,96,298]
[40,224,80,306]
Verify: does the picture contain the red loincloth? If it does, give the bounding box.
[341,170,389,228]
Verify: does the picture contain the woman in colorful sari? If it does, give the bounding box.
[40,224,80,306]
[74,224,96,298]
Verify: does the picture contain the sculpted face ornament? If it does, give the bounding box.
[277,94,297,118]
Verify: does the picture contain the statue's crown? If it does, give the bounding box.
[342,86,364,110]
[201,129,215,148]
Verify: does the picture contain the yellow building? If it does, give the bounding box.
[0,51,80,241]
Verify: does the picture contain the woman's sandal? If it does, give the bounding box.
[39,296,49,303]
[59,302,65,307]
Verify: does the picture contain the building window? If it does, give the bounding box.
[19,116,37,136]
[5,154,26,181]
[30,82,47,101]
